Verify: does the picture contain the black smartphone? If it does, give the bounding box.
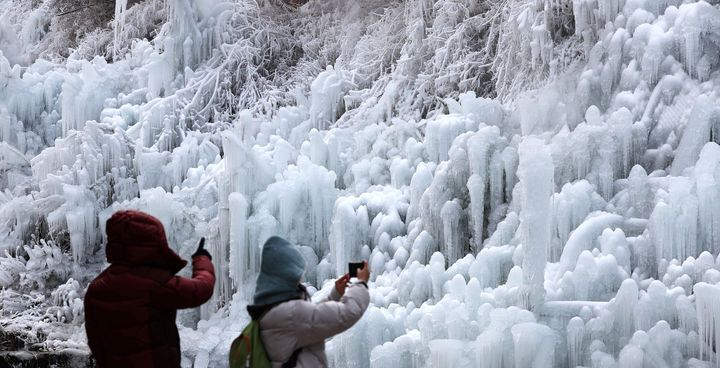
[349,262,364,277]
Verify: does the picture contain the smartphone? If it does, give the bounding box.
[348,262,364,278]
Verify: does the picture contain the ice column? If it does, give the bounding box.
[614,279,639,342]
[567,317,585,367]
[649,179,699,265]
[467,174,485,252]
[572,0,596,36]
[428,340,463,367]
[221,131,272,198]
[216,175,231,305]
[628,165,652,218]
[466,126,507,251]
[441,200,464,264]
[309,66,349,130]
[47,184,99,264]
[113,0,128,58]
[229,193,253,299]
[694,282,720,365]
[694,143,720,255]
[597,0,624,24]
[518,137,553,311]
[330,201,365,276]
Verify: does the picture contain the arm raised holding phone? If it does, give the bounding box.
[246,237,371,367]
[331,261,370,299]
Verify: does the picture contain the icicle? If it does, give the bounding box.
[309,66,350,130]
[465,126,502,249]
[628,165,652,218]
[567,317,585,368]
[425,115,468,162]
[440,200,464,264]
[468,244,515,288]
[489,150,504,219]
[407,230,436,265]
[614,279,639,341]
[467,174,485,253]
[330,201,364,277]
[502,146,518,203]
[695,143,720,255]
[572,0,595,36]
[597,148,614,201]
[228,193,251,298]
[597,0,623,24]
[684,29,701,78]
[407,162,433,221]
[60,185,98,264]
[649,179,699,265]
[113,0,128,59]
[429,340,464,367]
[694,282,720,365]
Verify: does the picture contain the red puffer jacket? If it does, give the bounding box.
[84,210,215,368]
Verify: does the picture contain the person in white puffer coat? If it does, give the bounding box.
[247,236,370,368]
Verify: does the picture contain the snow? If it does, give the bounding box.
[2,0,720,366]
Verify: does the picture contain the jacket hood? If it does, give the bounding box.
[105,210,187,273]
[253,236,306,306]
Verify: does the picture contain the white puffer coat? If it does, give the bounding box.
[258,283,370,368]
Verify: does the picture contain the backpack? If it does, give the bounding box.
[229,315,301,368]
[229,319,270,368]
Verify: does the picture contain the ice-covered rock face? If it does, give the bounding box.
[2,0,720,366]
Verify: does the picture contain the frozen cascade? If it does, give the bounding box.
[2,0,720,366]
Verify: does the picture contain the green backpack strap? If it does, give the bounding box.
[229,320,272,368]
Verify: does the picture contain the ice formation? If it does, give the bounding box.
[2,0,720,367]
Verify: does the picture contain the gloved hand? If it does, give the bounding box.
[192,237,212,260]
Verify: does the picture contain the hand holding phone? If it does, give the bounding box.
[335,274,350,296]
[349,262,364,278]
[349,261,370,283]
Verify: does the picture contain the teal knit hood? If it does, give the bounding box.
[253,236,307,306]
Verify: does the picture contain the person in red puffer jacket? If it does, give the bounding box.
[84,210,215,368]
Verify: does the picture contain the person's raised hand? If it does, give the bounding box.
[356,261,370,283]
[192,237,212,260]
[335,274,350,296]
